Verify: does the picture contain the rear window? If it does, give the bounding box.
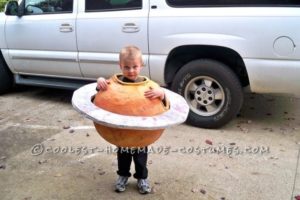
[166,0,300,7]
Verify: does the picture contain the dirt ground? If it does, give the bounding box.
[0,86,300,200]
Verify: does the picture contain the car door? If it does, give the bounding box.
[5,0,82,78]
[76,0,149,79]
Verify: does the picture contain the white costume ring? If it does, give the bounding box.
[72,83,189,130]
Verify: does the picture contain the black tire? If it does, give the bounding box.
[171,59,243,128]
[0,54,14,94]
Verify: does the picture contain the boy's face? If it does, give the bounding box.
[119,58,143,81]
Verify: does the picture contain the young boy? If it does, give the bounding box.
[96,45,166,194]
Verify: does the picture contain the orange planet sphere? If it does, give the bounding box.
[93,74,169,147]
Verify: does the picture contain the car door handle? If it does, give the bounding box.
[60,23,73,32]
[122,23,140,33]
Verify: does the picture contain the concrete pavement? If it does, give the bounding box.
[0,86,299,200]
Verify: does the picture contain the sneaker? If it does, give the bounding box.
[137,179,151,194]
[115,176,128,192]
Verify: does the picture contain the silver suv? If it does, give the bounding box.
[1,0,300,128]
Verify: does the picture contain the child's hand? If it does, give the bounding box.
[96,77,110,91]
[144,87,165,100]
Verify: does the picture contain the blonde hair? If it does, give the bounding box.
[119,45,144,66]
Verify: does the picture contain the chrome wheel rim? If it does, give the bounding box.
[184,76,225,116]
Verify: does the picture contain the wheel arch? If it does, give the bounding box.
[0,50,11,70]
[0,49,14,94]
[165,45,249,88]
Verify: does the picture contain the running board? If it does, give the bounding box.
[15,74,94,90]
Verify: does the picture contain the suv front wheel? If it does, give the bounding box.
[171,59,243,128]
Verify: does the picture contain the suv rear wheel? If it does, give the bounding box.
[0,55,14,94]
[171,59,243,128]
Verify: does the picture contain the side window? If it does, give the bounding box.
[166,0,300,7]
[25,0,73,15]
[85,0,142,12]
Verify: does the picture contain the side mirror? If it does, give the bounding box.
[4,1,19,16]
[5,1,25,17]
